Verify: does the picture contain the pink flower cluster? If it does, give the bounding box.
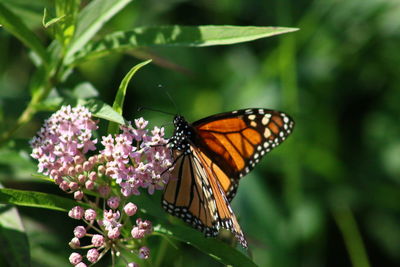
[30,105,98,181]
[100,118,172,196]
[30,105,173,267]
[67,201,152,266]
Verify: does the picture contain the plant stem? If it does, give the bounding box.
[332,204,371,267]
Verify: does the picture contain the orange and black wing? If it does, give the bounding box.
[193,108,294,201]
[162,147,247,248]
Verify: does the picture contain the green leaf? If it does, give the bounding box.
[107,59,152,134]
[154,224,256,267]
[0,188,87,212]
[0,2,49,65]
[0,185,31,267]
[132,192,256,266]
[72,82,99,99]
[64,0,134,63]
[84,99,126,125]
[66,25,298,65]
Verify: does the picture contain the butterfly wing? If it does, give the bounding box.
[162,147,247,248]
[162,149,219,237]
[192,108,294,201]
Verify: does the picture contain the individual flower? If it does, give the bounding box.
[107,196,120,209]
[91,234,104,247]
[73,226,86,238]
[69,206,84,220]
[84,209,97,221]
[69,237,80,249]
[123,202,137,216]
[87,248,99,263]
[69,252,82,265]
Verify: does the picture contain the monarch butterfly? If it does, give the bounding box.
[162,108,294,248]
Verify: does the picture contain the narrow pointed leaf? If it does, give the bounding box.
[0,188,88,212]
[107,59,152,134]
[67,25,298,65]
[154,224,256,267]
[133,193,256,267]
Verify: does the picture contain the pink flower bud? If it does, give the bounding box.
[124,202,137,216]
[83,161,91,171]
[127,263,139,267]
[68,166,76,176]
[78,174,86,183]
[75,164,83,174]
[85,180,94,190]
[107,227,120,239]
[87,248,100,263]
[136,218,153,234]
[91,234,105,247]
[76,263,87,267]
[84,209,97,221]
[69,182,79,191]
[131,227,145,239]
[54,176,63,185]
[74,191,84,200]
[88,155,98,165]
[59,181,69,191]
[69,252,82,265]
[107,197,120,209]
[74,226,86,238]
[139,246,150,259]
[88,171,97,181]
[98,165,105,174]
[74,155,85,164]
[50,169,59,180]
[69,237,80,249]
[68,206,84,220]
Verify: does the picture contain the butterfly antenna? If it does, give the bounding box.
[137,106,175,116]
[165,90,180,115]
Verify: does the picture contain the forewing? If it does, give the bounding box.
[193,108,294,201]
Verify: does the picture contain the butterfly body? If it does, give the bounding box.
[162,109,294,248]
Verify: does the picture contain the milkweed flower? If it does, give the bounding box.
[30,105,173,266]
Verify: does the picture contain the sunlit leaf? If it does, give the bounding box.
[84,99,126,125]
[107,59,152,134]
[66,25,298,65]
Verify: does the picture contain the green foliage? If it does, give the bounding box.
[0,202,30,267]
[0,188,90,212]
[1,0,400,266]
[108,59,152,134]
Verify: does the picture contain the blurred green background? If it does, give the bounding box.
[1,0,400,266]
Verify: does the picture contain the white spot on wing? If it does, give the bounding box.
[264,128,271,138]
[248,114,256,120]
